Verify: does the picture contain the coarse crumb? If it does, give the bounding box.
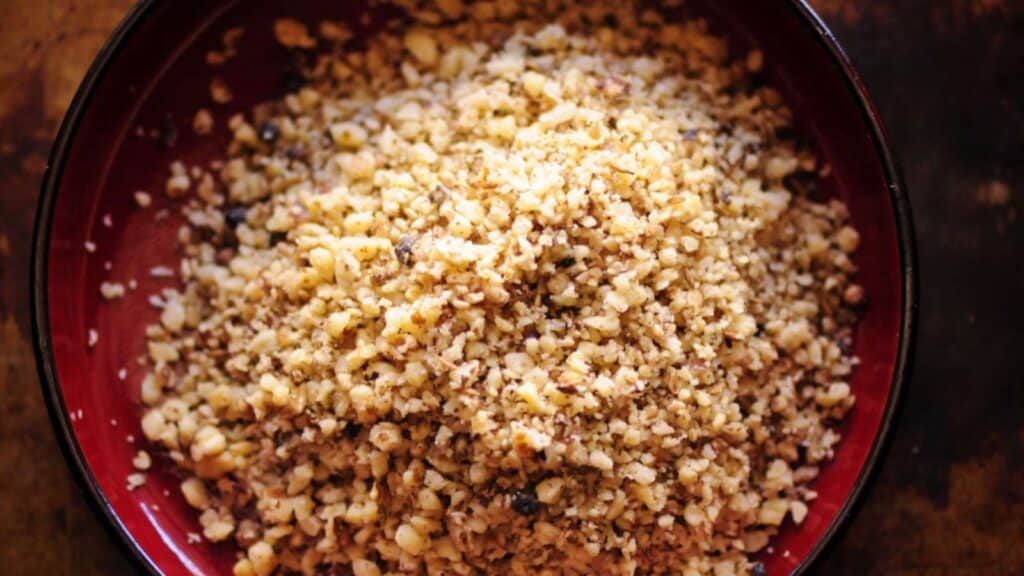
[138,2,863,575]
[274,18,317,49]
[84,241,96,253]
[100,281,126,300]
[133,450,153,470]
[207,27,245,65]
[134,191,153,208]
[210,77,233,104]
[166,161,191,197]
[193,109,215,135]
[87,329,98,348]
[126,473,147,491]
[319,20,353,43]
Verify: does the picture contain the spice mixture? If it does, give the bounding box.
[136,1,862,574]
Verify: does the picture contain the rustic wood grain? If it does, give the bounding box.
[0,1,1019,574]
[0,1,138,573]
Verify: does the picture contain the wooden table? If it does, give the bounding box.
[1,1,1020,574]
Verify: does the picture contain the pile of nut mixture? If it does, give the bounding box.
[137,1,864,574]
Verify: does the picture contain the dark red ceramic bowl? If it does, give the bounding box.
[32,1,916,574]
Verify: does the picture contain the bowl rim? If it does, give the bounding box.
[30,1,918,574]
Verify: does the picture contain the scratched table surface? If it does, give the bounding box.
[0,0,1021,574]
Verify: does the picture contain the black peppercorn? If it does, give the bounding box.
[258,120,281,145]
[751,561,767,576]
[223,205,248,227]
[511,490,540,516]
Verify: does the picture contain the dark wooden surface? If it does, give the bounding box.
[0,1,1020,574]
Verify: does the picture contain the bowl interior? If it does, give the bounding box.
[38,1,906,574]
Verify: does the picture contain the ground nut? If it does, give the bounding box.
[181,477,210,509]
[136,6,862,573]
[536,477,565,504]
[161,299,186,332]
[140,409,167,442]
[394,523,428,555]
[140,373,162,405]
[404,30,438,66]
[369,422,403,452]
[247,541,277,576]
[835,226,861,253]
[351,559,381,576]
[758,499,790,526]
[190,426,227,461]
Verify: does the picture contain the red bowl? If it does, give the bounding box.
[32,1,916,574]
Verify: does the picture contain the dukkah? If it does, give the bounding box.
[135,1,863,574]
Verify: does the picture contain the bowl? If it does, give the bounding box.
[32,1,916,574]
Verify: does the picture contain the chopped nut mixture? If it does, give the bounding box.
[139,1,862,574]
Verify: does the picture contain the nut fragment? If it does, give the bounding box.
[843,284,865,306]
[394,523,428,555]
[274,18,316,49]
[100,282,125,300]
[247,541,277,576]
[181,477,210,509]
[210,77,233,104]
[404,30,438,66]
[132,450,152,470]
[193,109,214,135]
